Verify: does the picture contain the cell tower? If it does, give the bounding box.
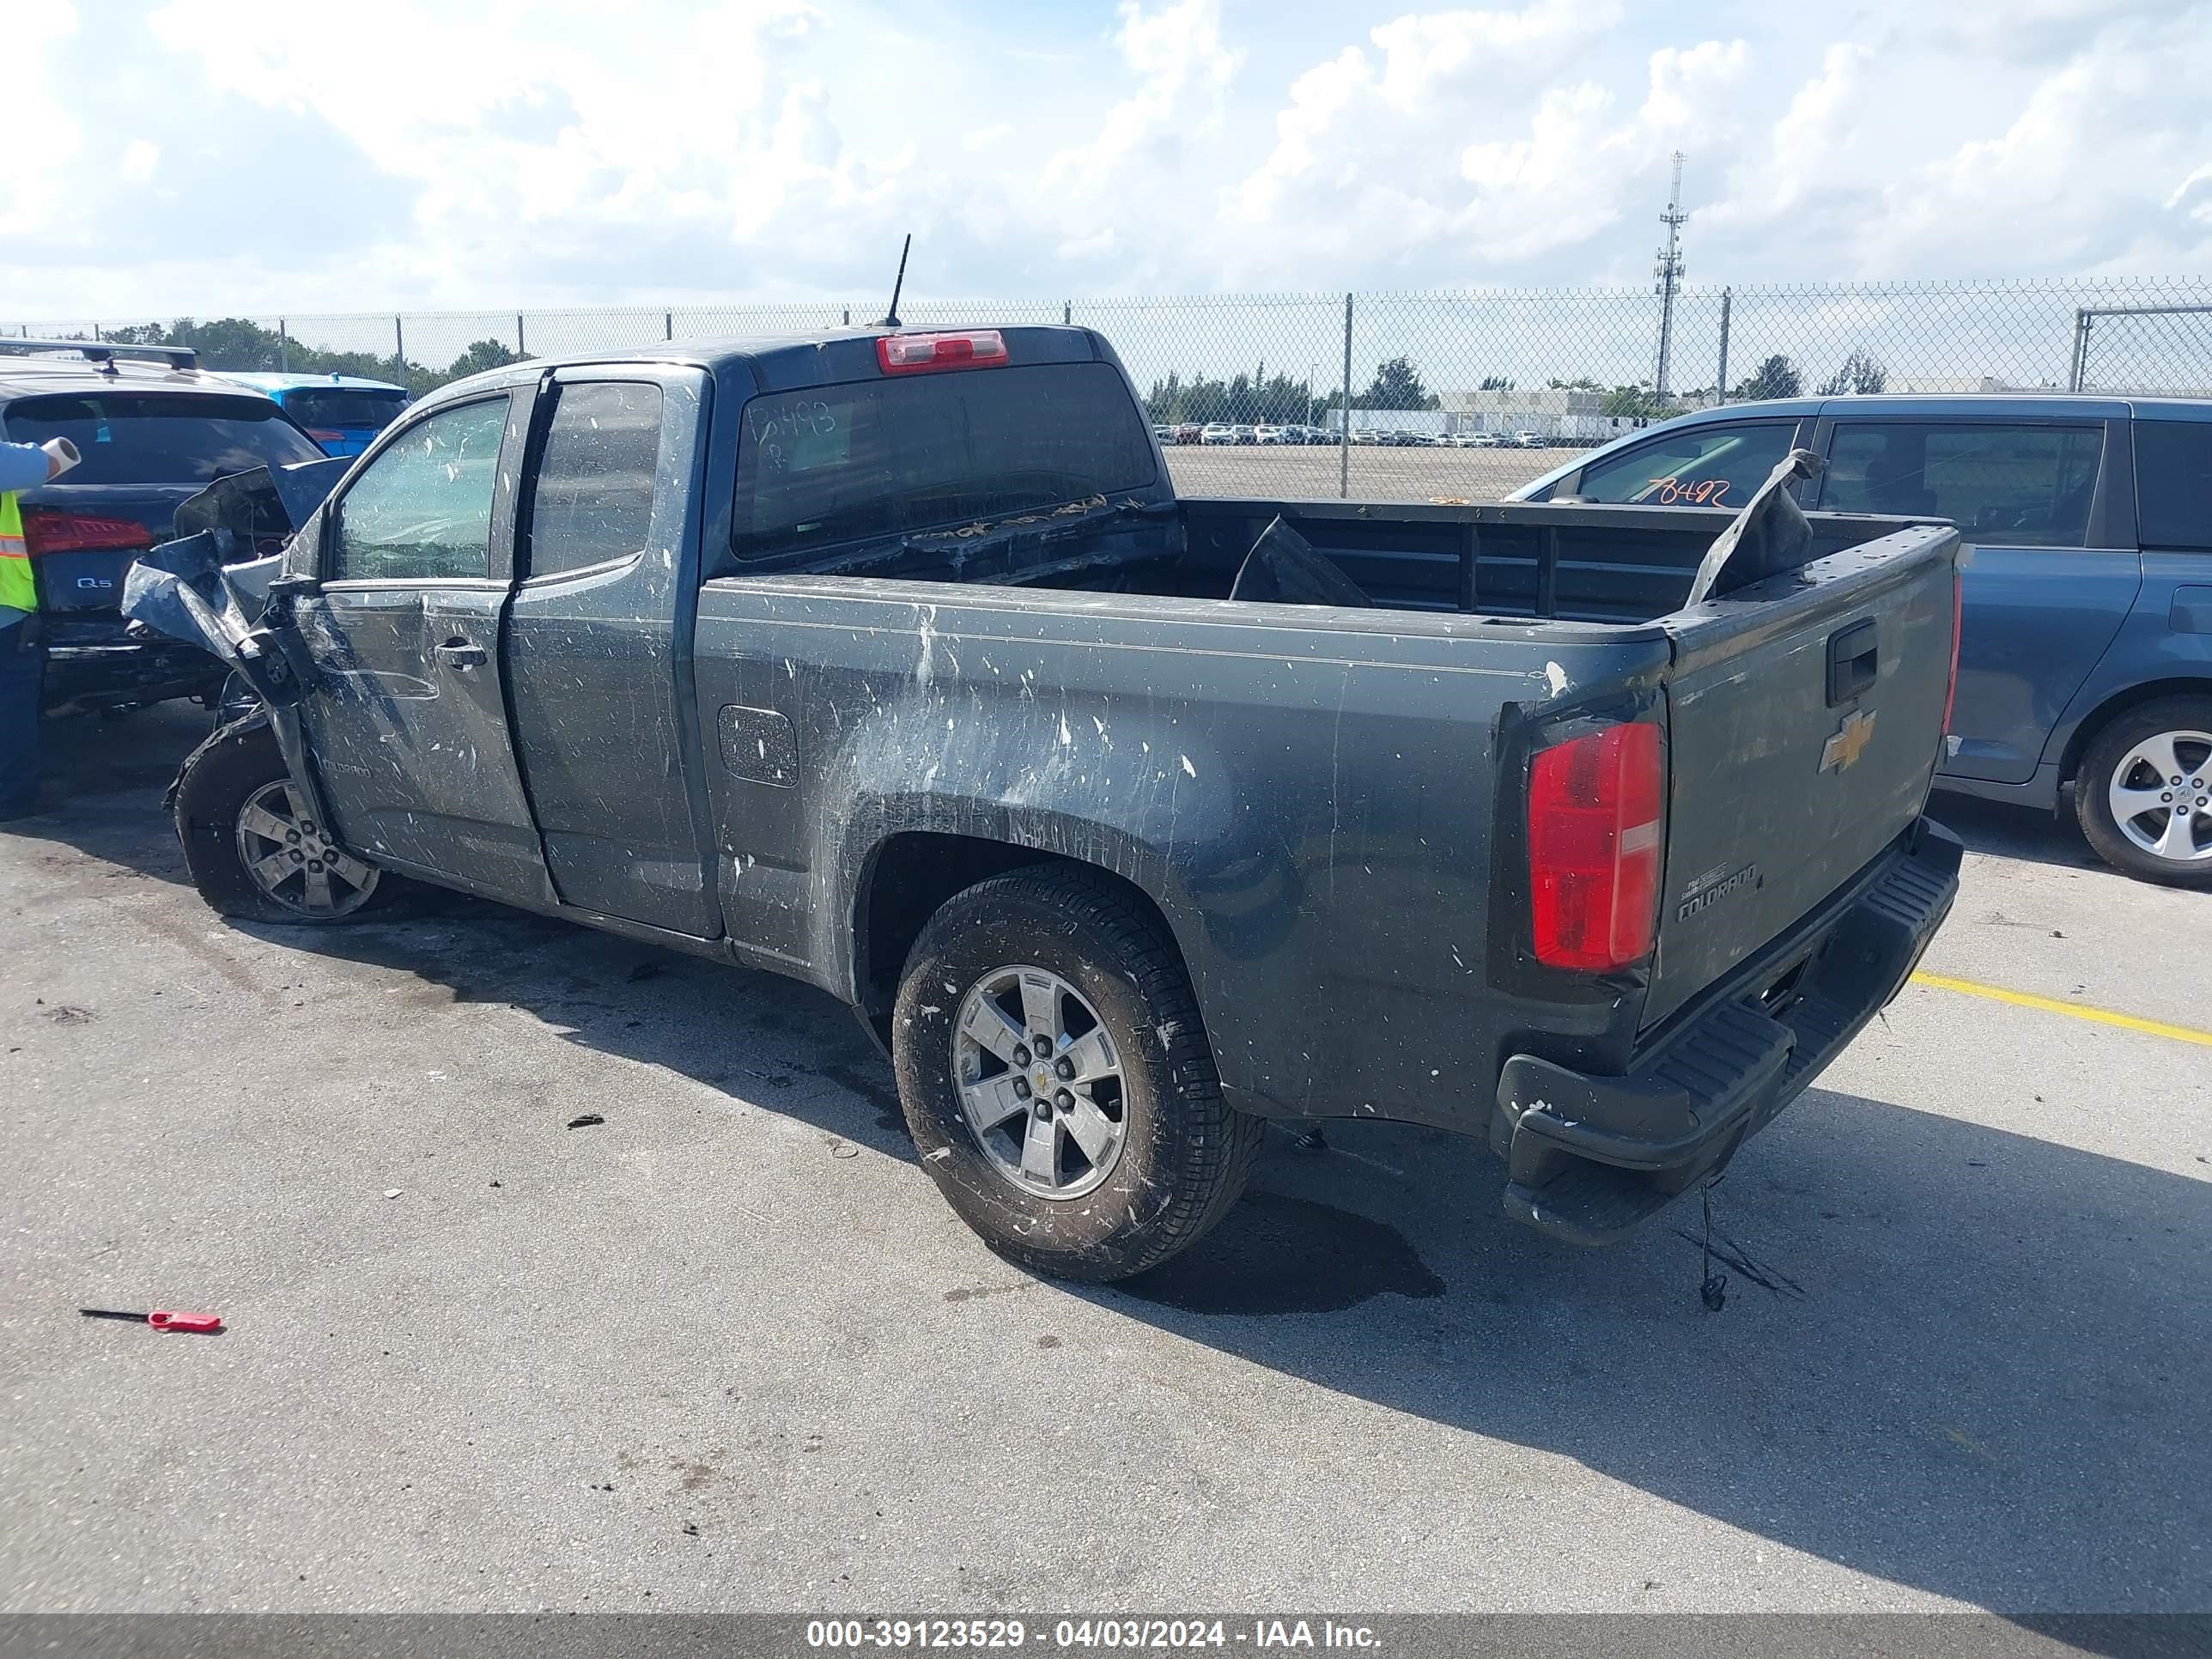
[1653,152,1687,400]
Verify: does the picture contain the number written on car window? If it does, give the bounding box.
[1577,422,1795,509]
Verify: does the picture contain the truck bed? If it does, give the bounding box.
[695,495,1957,1137]
[927,496,1936,628]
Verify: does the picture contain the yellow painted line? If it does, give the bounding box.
[1908,971,2212,1048]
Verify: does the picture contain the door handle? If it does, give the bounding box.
[434,638,489,669]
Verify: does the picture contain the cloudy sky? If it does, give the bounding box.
[5,0,2209,321]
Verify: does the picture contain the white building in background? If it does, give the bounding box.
[1342,408,1449,437]
[1439,388,1629,443]
[1886,376,2064,393]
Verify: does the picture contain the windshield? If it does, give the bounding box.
[283,387,407,429]
[4,392,326,484]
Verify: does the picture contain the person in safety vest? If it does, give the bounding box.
[2,436,83,819]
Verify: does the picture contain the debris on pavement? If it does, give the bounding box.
[566,1114,605,1129]
[626,963,662,982]
[382,1188,403,1200]
[80,1308,223,1334]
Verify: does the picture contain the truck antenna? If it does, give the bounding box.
[879,234,912,329]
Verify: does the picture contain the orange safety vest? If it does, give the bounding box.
[0,492,33,614]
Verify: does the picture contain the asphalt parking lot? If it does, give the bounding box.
[3,703,2208,1616]
[1164,442,1581,502]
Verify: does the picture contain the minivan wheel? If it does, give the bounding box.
[2075,697,2212,886]
[892,866,1266,1282]
[173,720,386,922]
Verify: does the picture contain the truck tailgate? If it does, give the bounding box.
[1645,523,1959,1030]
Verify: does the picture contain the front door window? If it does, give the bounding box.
[331,398,509,581]
[1574,422,1797,510]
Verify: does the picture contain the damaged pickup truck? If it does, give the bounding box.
[125,324,1963,1281]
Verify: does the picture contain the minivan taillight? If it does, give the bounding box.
[1942,571,1962,734]
[1528,721,1664,971]
[20,508,155,555]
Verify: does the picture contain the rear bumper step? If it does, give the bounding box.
[1498,817,1962,1246]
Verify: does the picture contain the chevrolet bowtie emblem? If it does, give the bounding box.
[1820,709,1877,774]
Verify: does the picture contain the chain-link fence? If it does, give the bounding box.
[12,275,2209,501]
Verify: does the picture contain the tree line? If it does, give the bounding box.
[88,317,528,398]
[1143,356,1444,426]
[1143,349,1886,427]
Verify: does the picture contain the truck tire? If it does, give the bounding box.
[2074,696,2212,887]
[173,719,389,923]
[892,866,1265,1282]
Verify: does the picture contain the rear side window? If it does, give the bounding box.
[283,388,406,430]
[1820,423,2100,544]
[734,362,1157,562]
[1574,422,1795,509]
[2133,420,2212,550]
[526,381,664,578]
[3,392,325,484]
[331,398,508,581]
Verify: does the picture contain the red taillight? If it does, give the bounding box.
[307,428,345,443]
[1942,571,1962,735]
[1528,722,1664,972]
[20,508,155,555]
[876,330,1009,374]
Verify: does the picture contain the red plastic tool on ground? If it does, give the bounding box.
[79,1308,223,1334]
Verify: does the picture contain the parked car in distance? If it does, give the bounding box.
[1510,393,2212,884]
[1231,424,1257,445]
[1254,424,1289,446]
[1172,422,1202,446]
[1514,431,1547,448]
[222,373,408,459]
[1471,432,1503,448]
[1199,423,1236,446]
[0,341,329,714]
[137,322,1961,1284]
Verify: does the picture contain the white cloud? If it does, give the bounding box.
[1039,0,1243,272]
[0,2,82,239]
[1863,13,2212,275]
[1226,8,1746,283]
[0,0,2207,319]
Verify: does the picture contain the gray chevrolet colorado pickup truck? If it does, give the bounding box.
[126,324,1963,1282]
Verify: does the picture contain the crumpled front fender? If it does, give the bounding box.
[122,454,346,702]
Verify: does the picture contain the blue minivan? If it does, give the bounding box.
[222,373,408,459]
[1511,396,2212,885]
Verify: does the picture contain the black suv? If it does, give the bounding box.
[0,342,325,714]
